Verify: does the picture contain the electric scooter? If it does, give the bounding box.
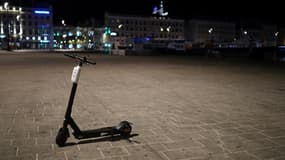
[56,53,132,147]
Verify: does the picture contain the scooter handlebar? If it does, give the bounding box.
[64,53,96,65]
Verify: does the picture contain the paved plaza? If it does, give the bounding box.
[0,52,285,160]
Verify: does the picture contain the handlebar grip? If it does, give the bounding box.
[85,58,96,65]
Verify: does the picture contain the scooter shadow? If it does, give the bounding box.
[64,133,140,146]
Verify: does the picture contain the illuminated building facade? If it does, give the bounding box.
[0,2,53,49]
[105,12,184,42]
[53,26,107,50]
[104,0,184,53]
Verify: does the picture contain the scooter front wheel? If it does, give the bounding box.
[117,121,132,137]
[56,127,69,147]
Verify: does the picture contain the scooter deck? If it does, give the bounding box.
[73,126,120,139]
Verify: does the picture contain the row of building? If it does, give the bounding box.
[0,1,284,52]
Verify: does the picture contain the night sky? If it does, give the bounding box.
[5,0,284,26]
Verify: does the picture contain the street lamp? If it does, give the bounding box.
[208,27,214,42]
[117,24,123,37]
[243,30,249,48]
[208,27,213,34]
[61,20,67,48]
[118,24,123,29]
[206,27,214,55]
[274,32,279,47]
[166,26,171,40]
[61,20,66,26]
[208,27,214,45]
[166,26,171,32]
[4,2,8,10]
[15,14,21,48]
[4,2,10,50]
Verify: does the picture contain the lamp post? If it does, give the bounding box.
[208,27,213,40]
[274,32,279,46]
[273,31,279,62]
[166,26,171,40]
[118,24,123,29]
[243,30,249,48]
[61,20,67,49]
[207,27,214,55]
[61,20,66,27]
[16,14,21,49]
[4,2,10,50]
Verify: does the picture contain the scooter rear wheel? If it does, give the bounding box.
[56,127,69,147]
[117,121,132,137]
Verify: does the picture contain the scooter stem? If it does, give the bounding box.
[65,83,78,119]
[64,64,81,123]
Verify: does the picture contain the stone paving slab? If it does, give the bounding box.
[0,53,285,160]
